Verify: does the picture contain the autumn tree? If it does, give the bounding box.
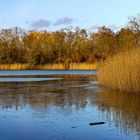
[90,26,117,60]
[117,28,136,50]
[0,15,140,67]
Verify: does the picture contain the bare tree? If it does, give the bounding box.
[128,14,140,33]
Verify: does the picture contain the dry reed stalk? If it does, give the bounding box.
[98,48,140,92]
[0,63,97,70]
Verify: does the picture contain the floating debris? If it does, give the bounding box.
[89,122,105,126]
[71,126,76,129]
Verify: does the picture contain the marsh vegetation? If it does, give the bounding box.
[98,48,140,92]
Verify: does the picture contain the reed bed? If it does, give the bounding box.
[70,63,97,70]
[35,63,65,70]
[98,48,140,92]
[0,64,29,70]
[0,63,97,70]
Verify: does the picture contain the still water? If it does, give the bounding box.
[0,70,139,140]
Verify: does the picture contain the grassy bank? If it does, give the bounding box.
[0,63,97,70]
[98,48,140,92]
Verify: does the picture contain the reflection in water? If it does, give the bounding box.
[0,78,63,82]
[0,79,94,111]
[96,90,140,138]
[0,73,139,140]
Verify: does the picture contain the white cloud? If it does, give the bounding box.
[54,17,75,26]
[30,19,51,29]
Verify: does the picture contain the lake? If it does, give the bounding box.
[0,70,139,140]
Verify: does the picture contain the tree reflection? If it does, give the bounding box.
[0,75,96,112]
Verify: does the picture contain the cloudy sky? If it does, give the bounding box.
[0,0,140,31]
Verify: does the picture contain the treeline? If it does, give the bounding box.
[0,15,140,67]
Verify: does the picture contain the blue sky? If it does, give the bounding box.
[0,0,140,31]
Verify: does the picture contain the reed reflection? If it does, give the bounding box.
[95,89,140,138]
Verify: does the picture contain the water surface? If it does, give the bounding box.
[0,70,139,140]
[0,70,96,76]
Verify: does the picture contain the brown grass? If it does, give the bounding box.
[98,48,140,92]
[0,63,97,70]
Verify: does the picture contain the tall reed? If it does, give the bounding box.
[98,48,140,92]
